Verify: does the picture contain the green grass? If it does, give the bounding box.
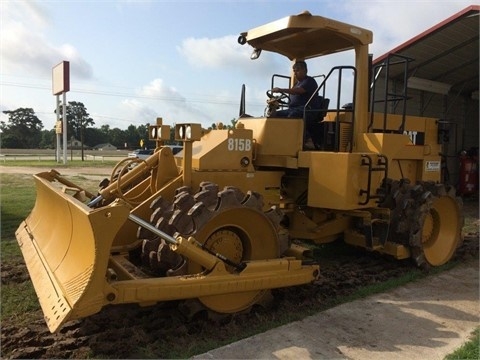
[462,197,479,235]
[1,281,41,321]
[0,173,37,239]
[0,173,41,321]
[0,172,100,323]
[445,327,480,360]
[1,239,22,261]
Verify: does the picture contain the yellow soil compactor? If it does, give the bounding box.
[16,11,463,333]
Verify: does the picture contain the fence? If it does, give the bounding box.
[0,153,126,163]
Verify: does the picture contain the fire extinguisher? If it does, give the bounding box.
[458,149,478,196]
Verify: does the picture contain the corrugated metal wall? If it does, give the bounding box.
[372,79,478,187]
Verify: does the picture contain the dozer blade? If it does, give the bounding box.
[16,171,320,333]
[15,173,131,333]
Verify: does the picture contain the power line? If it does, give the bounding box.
[0,81,265,107]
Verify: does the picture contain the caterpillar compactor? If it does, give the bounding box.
[16,11,463,333]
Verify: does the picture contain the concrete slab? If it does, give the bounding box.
[193,259,479,360]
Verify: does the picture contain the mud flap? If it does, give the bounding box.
[15,174,131,333]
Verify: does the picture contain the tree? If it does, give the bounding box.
[109,127,128,148]
[125,124,145,149]
[39,129,56,149]
[84,127,108,147]
[58,101,94,160]
[137,124,148,147]
[229,118,238,129]
[209,118,237,130]
[1,108,44,148]
[100,124,110,137]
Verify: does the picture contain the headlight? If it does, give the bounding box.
[175,123,202,141]
[150,127,157,139]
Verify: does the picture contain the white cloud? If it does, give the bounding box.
[139,79,184,102]
[178,35,247,69]
[120,78,216,127]
[0,1,93,79]
[177,35,281,77]
[2,1,473,132]
[5,0,50,28]
[120,99,158,124]
[328,0,475,56]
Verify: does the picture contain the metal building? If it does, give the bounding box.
[371,5,479,188]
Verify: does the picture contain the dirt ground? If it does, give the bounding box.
[1,165,478,359]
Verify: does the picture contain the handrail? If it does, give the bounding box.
[304,66,357,152]
[369,53,414,133]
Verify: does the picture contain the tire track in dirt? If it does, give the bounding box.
[2,234,477,359]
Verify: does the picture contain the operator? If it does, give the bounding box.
[271,60,319,118]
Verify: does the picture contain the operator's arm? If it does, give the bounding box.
[272,86,306,95]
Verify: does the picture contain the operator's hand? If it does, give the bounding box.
[272,87,282,93]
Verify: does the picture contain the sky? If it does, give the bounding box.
[0,0,475,131]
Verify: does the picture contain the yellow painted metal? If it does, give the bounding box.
[15,10,464,334]
[240,117,304,158]
[358,133,413,158]
[242,11,372,60]
[300,151,384,209]
[15,172,319,332]
[422,194,463,266]
[16,162,320,332]
[288,210,353,243]
[186,118,304,171]
[109,147,183,249]
[360,113,443,183]
[184,202,281,278]
[108,254,318,305]
[343,230,411,260]
[283,243,313,259]
[175,235,270,314]
[242,11,372,148]
[417,156,443,182]
[99,147,178,203]
[352,42,371,140]
[15,173,131,332]
[181,140,194,187]
[190,127,255,171]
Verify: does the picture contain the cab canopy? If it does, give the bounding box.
[239,11,373,60]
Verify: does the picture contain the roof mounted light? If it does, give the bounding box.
[250,48,262,60]
[238,34,247,45]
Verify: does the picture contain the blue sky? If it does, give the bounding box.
[0,0,474,131]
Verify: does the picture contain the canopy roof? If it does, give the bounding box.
[373,5,479,98]
[240,11,373,60]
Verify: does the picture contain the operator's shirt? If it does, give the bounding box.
[290,76,319,108]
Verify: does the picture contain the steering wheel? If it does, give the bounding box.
[266,89,290,106]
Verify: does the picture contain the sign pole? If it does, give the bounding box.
[52,61,70,164]
[56,95,61,162]
[62,92,67,164]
